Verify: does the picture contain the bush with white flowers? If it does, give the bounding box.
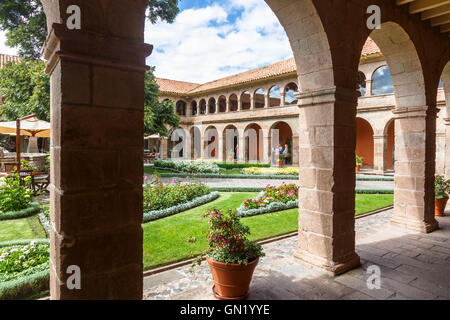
[143,191,220,223]
[154,159,220,174]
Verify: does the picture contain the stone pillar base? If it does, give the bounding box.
[294,249,360,276]
[390,215,439,233]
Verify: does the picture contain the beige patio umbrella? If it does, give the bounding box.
[0,115,50,170]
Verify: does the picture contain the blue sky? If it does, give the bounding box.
[145,0,293,83]
[0,1,293,83]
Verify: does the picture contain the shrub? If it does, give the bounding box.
[356,155,363,166]
[154,159,220,174]
[435,174,450,199]
[242,184,298,210]
[242,167,299,175]
[143,178,211,212]
[0,241,49,277]
[0,172,34,213]
[192,209,264,269]
[215,162,271,169]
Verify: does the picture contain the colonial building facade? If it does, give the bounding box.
[156,38,447,175]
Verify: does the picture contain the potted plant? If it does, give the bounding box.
[192,208,265,300]
[355,155,363,172]
[435,174,450,217]
[278,154,285,167]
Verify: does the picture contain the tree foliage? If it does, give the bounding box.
[0,59,50,121]
[144,67,180,137]
[0,0,46,59]
[0,0,179,59]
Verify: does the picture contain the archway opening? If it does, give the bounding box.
[270,121,293,165]
[284,82,298,105]
[218,95,227,113]
[254,88,265,108]
[229,94,238,112]
[356,118,374,167]
[241,91,251,110]
[244,123,263,162]
[208,98,216,114]
[269,85,281,107]
[223,125,239,161]
[190,126,202,159]
[204,126,219,159]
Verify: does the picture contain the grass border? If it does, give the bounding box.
[0,239,50,300]
[0,203,41,221]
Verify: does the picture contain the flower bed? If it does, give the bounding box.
[0,202,41,221]
[0,172,34,215]
[154,159,220,174]
[237,184,299,217]
[143,191,220,223]
[143,179,217,222]
[0,239,50,300]
[242,167,299,175]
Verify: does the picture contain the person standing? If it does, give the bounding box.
[283,144,289,165]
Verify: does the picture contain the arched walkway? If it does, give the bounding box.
[204,126,219,159]
[244,123,263,162]
[223,125,239,162]
[270,121,293,165]
[356,118,374,167]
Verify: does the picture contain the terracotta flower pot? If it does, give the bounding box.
[206,257,259,300]
[435,197,449,217]
[355,165,360,172]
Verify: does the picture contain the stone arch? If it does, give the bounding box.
[269,85,281,107]
[218,95,227,113]
[254,88,265,108]
[176,100,187,116]
[371,65,394,96]
[284,82,298,105]
[204,125,219,159]
[438,62,450,179]
[244,123,263,162]
[357,71,366,97]
[383,118,396,170]
[241,91,251,110]
[229,94,238,112]
[356,117,374,167]
[199,99,207,115]
[265,0,334,92]
[223,124,239,161]
[269,121,293,165]
[191,100,198,116]
[190,126,202,159]
[208,97,216,114]
[369,23,425,107]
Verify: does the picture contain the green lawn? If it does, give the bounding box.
[142,192,393,269]
[0,216,46,242]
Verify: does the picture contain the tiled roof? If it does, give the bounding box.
[157,38,381,95]
[0,54,20,69]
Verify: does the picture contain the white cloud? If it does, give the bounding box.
[145,0,292,83]
[0,30,18,56]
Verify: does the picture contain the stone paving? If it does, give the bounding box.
[157,176,394,190]
[143,209,450,300]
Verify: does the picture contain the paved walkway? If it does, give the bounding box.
[143,209,450,300]
[157,176,393,190]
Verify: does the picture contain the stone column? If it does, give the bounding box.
[373,134,388,173]
[183,128,192,160]
[364,79,372,97]
[291,134,299,166]
[28,136,39,153]
[444,118,450,179]
[217,132,224,162]
[263,134,271,164]
[42,0,151,299]
[250,93,255,110]
[390,107,439,233]
[264,94,270,108]
[161,139,169,159]
[280,93,286,106]
[237,129,245,162]
[237,96,242,111]
[294,87,360,276]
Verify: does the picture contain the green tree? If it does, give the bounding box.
[0,0,179,59]
[144,67,180,137]
[0,59,50,121]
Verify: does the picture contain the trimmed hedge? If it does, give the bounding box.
[0,239,50,300]
[215,162,271,169]
[211,187,394,194]
[143,191,220,223]
[237,199,299,218]
[0,203,41,221]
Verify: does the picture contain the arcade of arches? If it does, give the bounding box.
[41,0,450,299]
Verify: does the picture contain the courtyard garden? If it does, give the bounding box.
[0,168,394,299]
